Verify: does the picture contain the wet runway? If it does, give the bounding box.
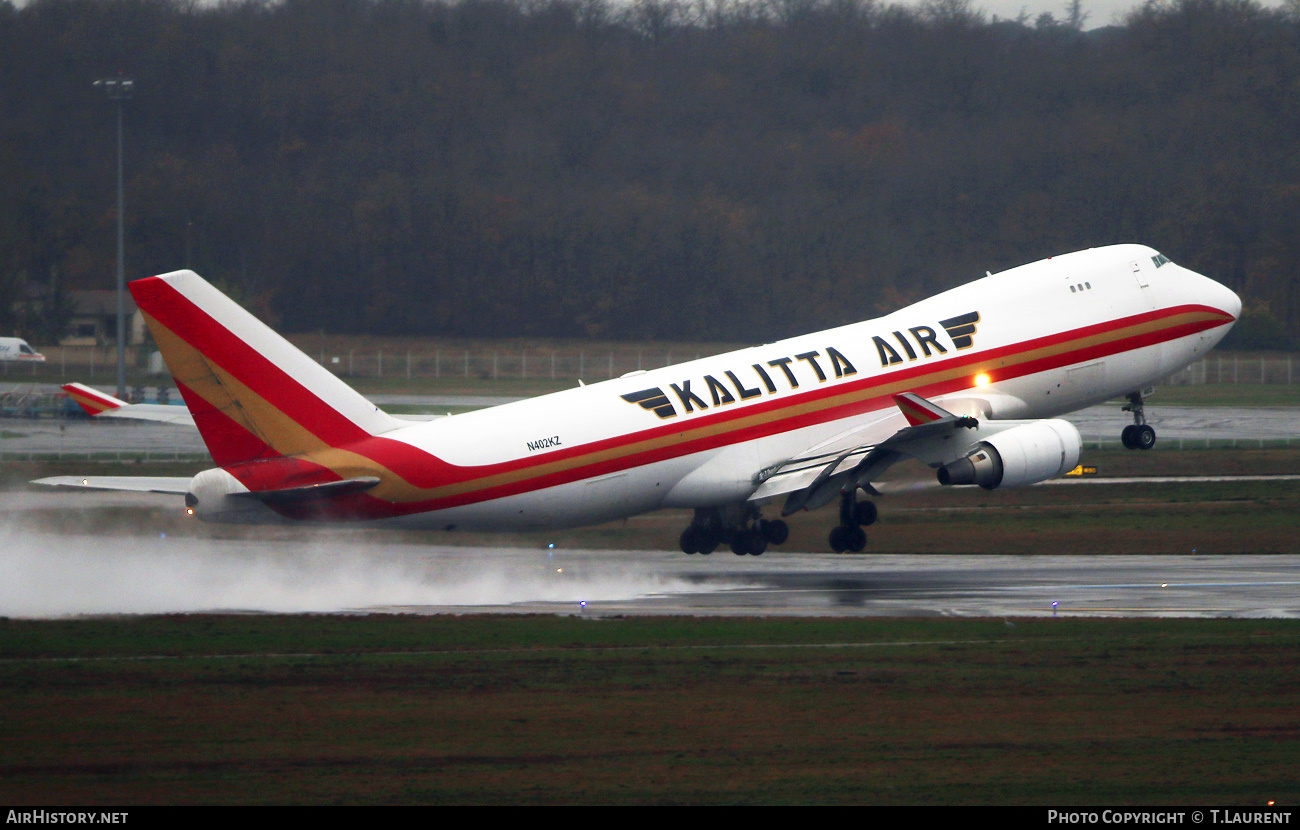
[4,393,1298,620]
[2,494,1298,619]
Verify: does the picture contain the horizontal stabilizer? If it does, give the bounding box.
[32,476,192,494]
[230,476,381,505]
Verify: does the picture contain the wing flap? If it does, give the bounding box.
[748,392,982,512]
[748,447,873,503]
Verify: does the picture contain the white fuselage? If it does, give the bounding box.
[331,244,1239,530]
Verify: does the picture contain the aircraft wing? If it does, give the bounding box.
[62,382,196,426]
[32,476,192,494]
[749,393,981,515]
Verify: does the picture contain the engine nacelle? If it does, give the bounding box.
[185,467,281,524]
[937,419,1082,490]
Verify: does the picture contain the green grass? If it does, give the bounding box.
[7,449,1300,803]
[1,616,1297,804]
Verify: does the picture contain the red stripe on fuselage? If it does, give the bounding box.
[325,303,1232,519]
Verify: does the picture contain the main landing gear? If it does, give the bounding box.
[828,491,877,553]
[679,506,788,556]
[1120,391,1157,450]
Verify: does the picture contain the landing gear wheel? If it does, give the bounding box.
[1132,424,1156,450]
[679,525,719,555]
[760,519,789,545]
[829,525,848,553]
[844,525,866,552]
[852,501,878,527]
[828,525,866,553]
[731,529,767,556]
[1121,391,1156,451]
[680,526,702,554]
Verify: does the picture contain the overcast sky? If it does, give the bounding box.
[945,0,1289,28]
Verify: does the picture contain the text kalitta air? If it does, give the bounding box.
[622,312,980,420]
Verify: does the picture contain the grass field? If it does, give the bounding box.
[1,615,1297,804]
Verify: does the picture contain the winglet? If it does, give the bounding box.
[893,392,955,426]
[62,382,127,417]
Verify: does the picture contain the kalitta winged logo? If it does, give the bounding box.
[940,311,980,349]
[871,311,982,367]
[621,387,678,419]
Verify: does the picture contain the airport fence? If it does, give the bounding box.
[1160,354,1300,386]
[0,344,724,384]
[3,438,1297,464]
[4,345,1297,385]
[0,450,210,463]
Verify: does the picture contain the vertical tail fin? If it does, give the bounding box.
[129,271,401,467]
[62,382,128,416]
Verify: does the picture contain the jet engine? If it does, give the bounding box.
[936,419,1081,490]
[185,467,279,524]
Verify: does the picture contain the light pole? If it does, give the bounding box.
[93,75,133,400]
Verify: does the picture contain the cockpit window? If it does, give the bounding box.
[1151,254,1170,268]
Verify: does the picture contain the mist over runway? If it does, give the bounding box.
[4,395,1298,620]
[3,491,1298,619]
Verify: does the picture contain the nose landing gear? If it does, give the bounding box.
[1121,391,1157,450]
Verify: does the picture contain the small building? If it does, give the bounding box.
[61,289,147,347]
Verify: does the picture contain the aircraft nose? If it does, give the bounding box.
[1211,278,1242,321]
[1188,266,1241,322]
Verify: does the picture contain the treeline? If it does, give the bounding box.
[2,0,1299,345]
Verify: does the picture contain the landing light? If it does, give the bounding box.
[974,373,991,387]
[186,508,194,516]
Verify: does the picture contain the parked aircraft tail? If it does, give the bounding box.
[62,382,128,416]
[129,271,403,466]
